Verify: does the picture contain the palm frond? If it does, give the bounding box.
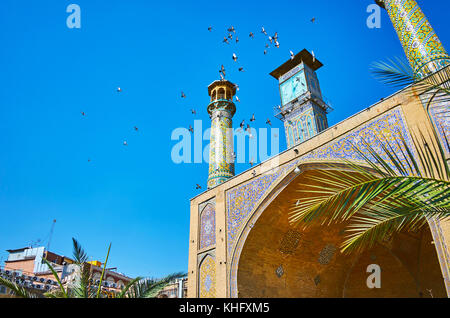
[72,237,88,264]
[289,128,450,254]
[41,258,68,298]
[116,276,142,298]
[371,57,415,87]
[371,58,450,106]
[128,272,186,298]
[69,263,93,298]
[0,276,36,298]
[96,243,111,298]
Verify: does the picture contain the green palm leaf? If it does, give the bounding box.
[371,57,415,87]
[116,276,142,298]
[289,129,450,254]
[96,242,111,298]
[128,272,186,298]
[41,258,68,298]
[0,276,36,298]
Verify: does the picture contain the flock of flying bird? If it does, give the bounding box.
[81,18,317,190]
[190,19,317,190]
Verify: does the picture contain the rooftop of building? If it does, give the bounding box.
[270,49,323,80]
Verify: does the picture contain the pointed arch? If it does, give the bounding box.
[198,253,216,298]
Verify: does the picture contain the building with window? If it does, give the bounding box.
[0,246,132,297]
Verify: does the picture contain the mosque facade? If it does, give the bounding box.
[188,0,450,298]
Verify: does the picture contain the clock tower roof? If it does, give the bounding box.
[270,49,323,80]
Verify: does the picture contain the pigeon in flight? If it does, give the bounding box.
[246,124,251,133]
[312,50,316,63]
[235,37,239,43]
[81,111,85,116]
[223,37,229,44]
[240,120,245,130]
[219,65,226,78]
[228,33,233,40]
[117,87,122,93]
[311,17,316,23]
[250,158,254,166]
[189,125,194,133]
[232,53,238,62]
[275,41,280,48]
[181,91,186,98]
[250,114,255,122]
[196,184,202,190]
[123,140,128,146]
[264,49,268,55]
[208,26,212,31]
[252,170,256,177]
[290,51,295,60]
[261,27,267,35]
[266,119,272,126]
[134,126,139,131]
[273,32,278,41]
[249,32,254,38]
[191,109,196,115]
[227,26,236,33]
[235,96,240,102]
[238,67,244,72]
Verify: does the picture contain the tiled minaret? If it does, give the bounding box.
[376,0,450,79]
[207,80,236,189]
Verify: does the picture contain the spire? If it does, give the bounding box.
[377,0,450,79]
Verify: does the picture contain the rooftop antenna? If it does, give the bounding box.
[46,219,56,251]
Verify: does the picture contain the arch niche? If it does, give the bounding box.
[230,162,447,298]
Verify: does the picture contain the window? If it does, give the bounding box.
[307,117,314,138]
[288,126,294,147]
[316,116,322,132]
[296,121,304,142]
[0,286,6,294]
[218,88,225,100]
[226,89,231,100]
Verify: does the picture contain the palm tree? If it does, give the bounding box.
[0,238,185,298]
[371,57,450,97]
[116,272,186,298]
[289,130,449,254]
[371,58,450,145]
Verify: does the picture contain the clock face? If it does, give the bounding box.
[280,70,307,106]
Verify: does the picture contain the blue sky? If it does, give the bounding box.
[0,0,449,278]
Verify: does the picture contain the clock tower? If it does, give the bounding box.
[270,49,332,148]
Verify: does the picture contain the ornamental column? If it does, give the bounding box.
[207,80,236,189]
[377,0,450,296]
[376,0,450,79]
